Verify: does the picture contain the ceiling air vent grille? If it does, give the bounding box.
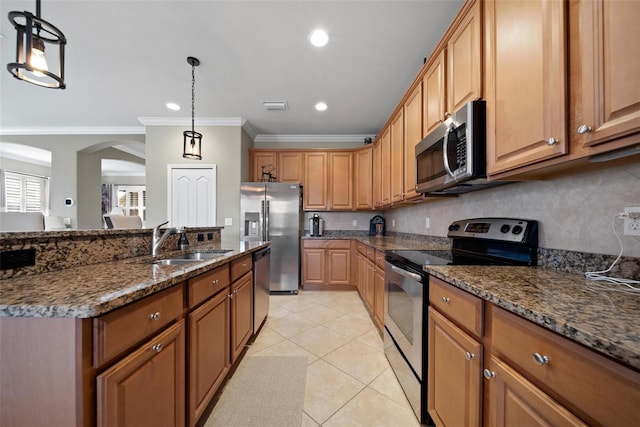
[263,101,288,111]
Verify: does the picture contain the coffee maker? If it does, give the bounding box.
[309,214,324,236]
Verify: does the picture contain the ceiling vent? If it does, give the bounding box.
[263,101,288,111]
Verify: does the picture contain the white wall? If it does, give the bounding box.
[0,157,51,177]
[303,211,382,232]
[145,125,245,241]
[384,157,640,257]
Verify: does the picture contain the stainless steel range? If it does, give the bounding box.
[383,218,539,425]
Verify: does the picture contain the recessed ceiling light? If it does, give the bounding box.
[315,102,328,112]
[309,29,329,47]
[166,102,180,111]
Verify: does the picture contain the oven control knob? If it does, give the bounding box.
[500,224,511,233]
[512,225,523,235]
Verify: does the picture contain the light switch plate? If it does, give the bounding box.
[224,218,233,226]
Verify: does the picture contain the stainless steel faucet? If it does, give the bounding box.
[151,221,181,257]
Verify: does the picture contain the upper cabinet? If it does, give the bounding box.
[250,151,277,182]
[354,147,373,210]
[423,0,482,137]
[372,141,383,209]
[569,0,640,153]
[329,152,353,210]
[249,150,303,183]
[380,127,392,207]
[485,0,567,176]
[404,82,422,200]
[304,152,328,210]
[390,109,405,204]
[277,152,304,183]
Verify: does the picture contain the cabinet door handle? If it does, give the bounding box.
[483,369,496,380]
[149,312,160,320]
[577,124,592,135]
[212,279,220,285]
[228,293,233,300]
[441,296,450,303]
[234,288,239,295]
[242,263,247,268]
[547,137,559,146]
[465,351,475,361]
[532,352,550,365]
[151,343,163,353]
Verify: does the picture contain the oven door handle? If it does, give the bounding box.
[391,265,423,282]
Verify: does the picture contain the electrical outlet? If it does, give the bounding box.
[425,217,430,229]
[392,219,396,228]
[623,207,640,236]
[352,220,358,227]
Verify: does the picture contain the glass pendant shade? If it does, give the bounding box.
[183,130,203,160]
[7,1,66,89]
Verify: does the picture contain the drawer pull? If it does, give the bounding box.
[228,293,233,300]
[242,263,247,268]
[441,296,450,303]
[149,312,161,321]
[234,289,239,295]
[577,124,592,135]
[547,137,559,146]
[533,352,550,365]
[151,343,163,353]
[483,369,496,380]
[465,351,475,361]
[212,279,220,285]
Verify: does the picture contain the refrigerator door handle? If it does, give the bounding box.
[261,200,266,240]
[265,200,270,240]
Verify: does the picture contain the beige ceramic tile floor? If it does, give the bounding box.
[214,289,421,427]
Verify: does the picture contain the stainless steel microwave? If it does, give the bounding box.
[415,100,501,195]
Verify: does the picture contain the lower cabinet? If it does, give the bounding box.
[97,320,186,427]
[355,244,385,331]
[188,290,229,426]
[231,271,254,364]
[301,239,352,288]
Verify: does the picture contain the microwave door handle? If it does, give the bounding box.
[442,125,456,178]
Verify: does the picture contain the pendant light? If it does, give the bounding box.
[183,56,202,160]
[7,0,66,89]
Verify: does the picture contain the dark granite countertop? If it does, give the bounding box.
[0,240,268,318]
[425,265,640,371]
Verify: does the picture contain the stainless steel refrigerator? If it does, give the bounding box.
[240,183,302,294]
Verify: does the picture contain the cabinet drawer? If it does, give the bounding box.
[188,264,230,308]
[429,276,483,337]
[231,255,252,282]
[94,284,184,367]
[374,250,385,269]
[324,240,350,249]
[303,239,325,248]
[490,305,640,426]
[366,246,376,261]
[356,242,367,255]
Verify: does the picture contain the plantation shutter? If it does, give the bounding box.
[2,171,49,213]
[4,174,22,212]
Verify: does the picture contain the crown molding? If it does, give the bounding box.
[138,117,248,127]
[0,126,145,136]
[253,134,377,143]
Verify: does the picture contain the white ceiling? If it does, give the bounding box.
[0,0,464,139]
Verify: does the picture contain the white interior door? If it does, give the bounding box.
[169,166,216,227]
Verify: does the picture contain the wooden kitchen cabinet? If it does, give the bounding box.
[428,305,482,427]
[302,239,352,288]
[329,151,353,210]
[403,82,422,201]
[569,0,640,153]
[390,109,405,204]
[188,289,229,426]
[230,271,253,363]
[278,151,304,183]
[97,320,186,427]
[486,355,587,427]
[250,151,277,182]
[423,50,446,137]
[380,127,391,207]
[373,258,385,330]
[372,140,383,209]
[303,152,328,210]
[354,147,373,209]
[485,0,567,176]
[365,258,375,312]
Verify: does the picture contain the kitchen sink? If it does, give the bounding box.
[149,258,200,266]
[172,250,234,260]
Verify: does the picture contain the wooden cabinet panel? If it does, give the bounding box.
[380,127,391,206]
[326,249,351,286]
[570,0,640,150]
[428,307,482,427]
[302,248,325,285]
[490,305,640,426]
[423,50,446,137]
[373,264,384,330]
[277,152,304,183]
[487,355,587,427]
[251,151,277,182]
[304,152,328,210]
[365,259,375,311]
[356,252,367,297]
[372,141,382,208]
[404,83,422,201]
[97,320,186,427]
[485,0,567,175]
[447,0,482,114]
[390,110,405,204]
[94,284,184,367]
[354,147,373,209]
[329,152,353,210]
[188,264,230,308]
[230,272,253,363]
[188,290,229,426]
[230,254,252,282]
[429,276,483,338]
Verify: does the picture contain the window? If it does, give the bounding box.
[1,170,50,213]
